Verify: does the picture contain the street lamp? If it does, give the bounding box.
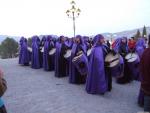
[66,0,81,38]
[107,34,117,44]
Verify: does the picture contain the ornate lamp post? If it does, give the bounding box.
[107,34,117,47]
[107,34,117,41]
[66,0,81,38]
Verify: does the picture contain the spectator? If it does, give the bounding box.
[0,68,7,113]
[128,37,136,52]
[140,34,150,112]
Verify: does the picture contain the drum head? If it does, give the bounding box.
[125,53,138,63]
[27,47,32,52]
[64,50,71,58]
[87,48,92,56]
[49,48,56,55]
[105,53,120,67]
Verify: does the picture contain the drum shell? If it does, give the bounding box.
[87,48,92,57]
[127,55,140,80]
[105,53,120,68]
[127,54,140,64]
[72,53,88,75]
[110,55,124,78]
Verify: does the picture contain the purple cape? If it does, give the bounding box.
[43,36,54,71]
[31,36,41,69]
[39,36,46,67]
[86,44,107,94]
[55,36,68,77]
[136,38,146,58]
[19,37,30,65]
[69,35,87,84]
[112,38,122,53]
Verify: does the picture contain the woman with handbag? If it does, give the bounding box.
[0,69,7,113]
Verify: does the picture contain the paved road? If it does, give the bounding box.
[0,58,142,113]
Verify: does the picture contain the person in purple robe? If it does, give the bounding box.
[89,38,93,48]
[136,38,146,59]
[112,38,122,53]
[127,38,145,81]
[83,36,89,51]
[86,34,110,94]
[115,37,133,84]
[43,35,55,71]
[31,36,41,69]
[64,37,73,76]
[138,36,150,112]
[55,36,68,77]
[19,37,25,64]
[40,36,46,48]
[39,36,46,67]
[69,35,87,84]
[19,37,30,66]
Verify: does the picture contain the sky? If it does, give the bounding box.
[0,0,150,37]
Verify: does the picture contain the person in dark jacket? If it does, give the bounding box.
[139,34,150,112]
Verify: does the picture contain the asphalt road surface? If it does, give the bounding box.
[0,58,143,113]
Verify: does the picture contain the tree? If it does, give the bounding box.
[135,29,141,41]
[142,25,147,38]
[0,37,18,59]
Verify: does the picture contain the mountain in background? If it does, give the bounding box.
[114,26,150,38]
[0,26,150,43]
[102,26,150,39]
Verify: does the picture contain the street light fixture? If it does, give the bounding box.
[66,0,81,38]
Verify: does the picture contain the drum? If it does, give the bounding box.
[87,48,92,56]
[64,49,71,59]
[27,47,32,52]
[49,48,56,55]
[125,53,139,63]
[72,53,88,75]
[125,52,140,80]
[40,47,44,53]
[111,55,124,78]
[105,53,123,78]
[105,53,120,68]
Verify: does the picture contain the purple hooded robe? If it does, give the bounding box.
[69,35,87,84]
[136,38,146,59]
[55,36,68,77]
[19,37,30,65]
[43,35,55,71]
[31,36,41,69]
[39,36,46,67]
[86,34,108,94]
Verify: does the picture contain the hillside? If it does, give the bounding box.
[0,26,150,43]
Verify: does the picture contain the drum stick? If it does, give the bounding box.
[109,58,119,63]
